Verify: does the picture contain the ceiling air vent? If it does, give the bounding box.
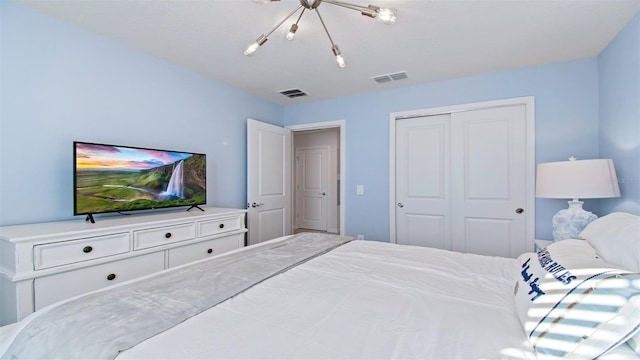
[279,89,308,98]
[372,75,393,84]
[372,71,408,84]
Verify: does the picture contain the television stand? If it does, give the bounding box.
[0,206,247,326]
[85,214,96,224]
[187,205,205,212]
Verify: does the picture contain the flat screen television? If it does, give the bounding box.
[74,141,206,222]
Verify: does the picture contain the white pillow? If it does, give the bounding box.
[579,212,640,272]
[514,239,640,359]
[579,213,640,356]
[538,238,602,262]
[599,216,640,352]
[629,336,640,356]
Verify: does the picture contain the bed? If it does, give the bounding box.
[1,212,639,359]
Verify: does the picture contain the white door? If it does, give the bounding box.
[450,105,527,257]
[395,114,452,249]
[394,103,530,258]
[296,146,329,231]
[247,119,291,246]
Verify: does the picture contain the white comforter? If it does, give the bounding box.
[119,239,537,359]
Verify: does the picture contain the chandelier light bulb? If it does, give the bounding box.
[332,44,346,68]
[244,35,268,56]
[286,24,298,41]
[376,8,397,24]
[244,42,260,56]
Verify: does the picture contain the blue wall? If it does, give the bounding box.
[598,13,640,216]
[283,14,640,242]
[283,60,601,241]
[2,2,638,241]
[0,1,282,225]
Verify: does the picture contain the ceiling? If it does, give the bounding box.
[16,0,640,105]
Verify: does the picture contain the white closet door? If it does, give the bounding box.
[395,104,528,258]
[395,114,452,249]
[450,105,527,257]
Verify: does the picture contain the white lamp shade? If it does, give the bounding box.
[536,159,620,200]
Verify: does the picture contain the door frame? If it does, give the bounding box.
[287,120,346,235]
[388,97,535,247]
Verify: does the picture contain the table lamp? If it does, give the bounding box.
[536,157,620,240]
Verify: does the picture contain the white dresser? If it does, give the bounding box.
[0,207,246,326]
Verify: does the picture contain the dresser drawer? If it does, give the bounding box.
[34,251,165,311]
[198,216,243,237]
[34,233,130,270]
[167,234,244,268]
[133,223,196,250]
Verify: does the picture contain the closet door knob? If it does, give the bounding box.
[219,224,225,229]
[397,202,404,208]
[165,232,172,239]
[207,248,214,254]
[106,273,117,281]
[82,246,93,253]
[515,208,524,214]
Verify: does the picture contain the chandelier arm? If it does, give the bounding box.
[314,8,336,47]
[294,8,306,25]
[285,8,305,41]
[322,0,371,13]
[263,4,304,38]
[315,7,346,68]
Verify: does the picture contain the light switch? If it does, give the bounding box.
[356,185,364,195]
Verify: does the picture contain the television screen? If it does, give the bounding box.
[74,142,206,217]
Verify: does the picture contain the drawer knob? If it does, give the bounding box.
[207,248,214,254]
[82,246,93,253]
[165,232,172,239]
[106,273,117,281]
[219,224,225,229]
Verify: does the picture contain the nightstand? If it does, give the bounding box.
[534,239,554,252]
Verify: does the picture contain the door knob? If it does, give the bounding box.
[251,202,264,208]
[515,208,524,214]
[397,202,404,208]
[320,192,326,196]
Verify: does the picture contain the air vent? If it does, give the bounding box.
[372,75,392,84]
[372,71,408,84]
[390,72,408,81]
[279,89,308,98]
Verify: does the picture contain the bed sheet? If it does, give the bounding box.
[0,233,349,359]
[119,240,537,359]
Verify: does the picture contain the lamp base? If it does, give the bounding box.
[551,200,597,241]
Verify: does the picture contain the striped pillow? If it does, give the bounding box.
[513,240,640,359]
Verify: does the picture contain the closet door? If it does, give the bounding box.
[394,104,528,258]
[450,105,527,257]
[395,114,452,249]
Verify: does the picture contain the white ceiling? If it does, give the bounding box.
[17,0,640,105]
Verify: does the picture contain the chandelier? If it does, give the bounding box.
[245,0,398,68]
